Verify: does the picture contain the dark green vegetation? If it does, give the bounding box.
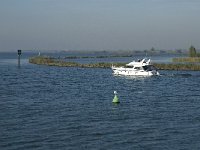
[29,56,200,71]
[154,63,200,71]
[173,57,200,63]
[29,56,125,68]
[189,45,197,57]
[173,46,200,63]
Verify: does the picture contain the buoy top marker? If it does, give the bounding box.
[113,91,120,103]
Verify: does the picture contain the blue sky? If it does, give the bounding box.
[0,0,200,51]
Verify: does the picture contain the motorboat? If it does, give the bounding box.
[111,58,159,76]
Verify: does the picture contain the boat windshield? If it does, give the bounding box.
[143,65,157,71]
[125,66,134,68]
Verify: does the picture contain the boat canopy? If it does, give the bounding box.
[126,58,151,67]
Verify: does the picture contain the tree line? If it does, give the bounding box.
[189,45,200,57]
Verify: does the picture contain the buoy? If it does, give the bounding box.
[112,91,120,103]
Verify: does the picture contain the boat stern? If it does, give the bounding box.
[148,70,160,76]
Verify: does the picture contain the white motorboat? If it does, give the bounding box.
[111,58,159,76]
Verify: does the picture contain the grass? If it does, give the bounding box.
[153,63,200,71]
[172,57,200,63]
[29,56,200,71]
[29,56,126,68]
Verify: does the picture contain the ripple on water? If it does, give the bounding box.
[1,64,200,149]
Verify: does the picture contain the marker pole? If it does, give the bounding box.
[17,50,22,68]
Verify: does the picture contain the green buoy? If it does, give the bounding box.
[113,91,120,103]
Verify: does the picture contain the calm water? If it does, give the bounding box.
[1,53,200,150]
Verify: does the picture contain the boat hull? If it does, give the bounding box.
[112,67,159,76]
[111,58,160,76]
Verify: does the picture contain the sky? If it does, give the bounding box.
[0,0,200,51]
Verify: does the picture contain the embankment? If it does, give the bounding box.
[29,56,200,71]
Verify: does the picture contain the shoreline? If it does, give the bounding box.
[29,56,200,71]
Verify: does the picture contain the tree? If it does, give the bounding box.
[150,47,155,52]
[189,45,197,57]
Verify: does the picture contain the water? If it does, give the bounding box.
[1,53,200,149]
[62,54,174,64]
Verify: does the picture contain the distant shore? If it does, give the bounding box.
[29,56,200,71]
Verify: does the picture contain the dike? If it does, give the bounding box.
[29,56,200,71]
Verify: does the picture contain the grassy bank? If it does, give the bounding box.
[29,56,125,68]
[29,56,200,71]
[172,57,200,63]
[153,63,200,71]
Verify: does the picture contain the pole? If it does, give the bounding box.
[17,50,22,68]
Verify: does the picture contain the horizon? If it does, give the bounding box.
[0,0,200,51]
[0,48,192,54]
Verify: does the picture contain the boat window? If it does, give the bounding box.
[126,66,134,68]
[143,65,157,71]
[143,66,148,71]
[134,67,142,70]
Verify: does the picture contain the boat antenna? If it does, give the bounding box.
[145,51,148,58]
